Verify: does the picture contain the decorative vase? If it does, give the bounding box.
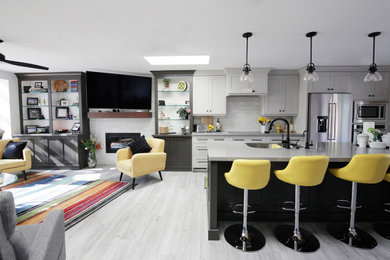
[260,124,267,133]
[88,151,97,168]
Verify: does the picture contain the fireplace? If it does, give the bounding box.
[105,133,140,153]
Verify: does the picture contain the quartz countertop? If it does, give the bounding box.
[192,131,304,137]
[207,141,390,162]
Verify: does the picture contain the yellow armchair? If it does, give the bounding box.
[0,138,32,180]
[116,138,166,189]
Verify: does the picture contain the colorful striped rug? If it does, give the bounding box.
[3,172,132,229]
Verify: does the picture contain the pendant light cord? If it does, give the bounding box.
[310,36,313,64]
[245,36,249,65]
[372,36,376,64]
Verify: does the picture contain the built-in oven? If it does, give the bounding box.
[354,101,387,124]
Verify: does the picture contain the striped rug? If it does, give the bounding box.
[3,172,132,229]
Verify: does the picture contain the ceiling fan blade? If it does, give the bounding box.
[3,59,49,70]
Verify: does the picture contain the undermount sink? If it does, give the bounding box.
[245,142,283,149]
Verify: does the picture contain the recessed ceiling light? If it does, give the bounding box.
[144,55,210,65]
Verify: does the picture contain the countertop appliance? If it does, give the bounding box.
[308,93,353,142]
[353,100,387,124]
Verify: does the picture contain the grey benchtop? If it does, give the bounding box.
[192,131,304,137]
[207,141,390,162]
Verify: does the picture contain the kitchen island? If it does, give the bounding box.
[207,142,390,240]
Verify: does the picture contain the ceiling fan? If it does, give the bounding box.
[0,39,49,70]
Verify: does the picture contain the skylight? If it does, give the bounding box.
[144,56,210,65]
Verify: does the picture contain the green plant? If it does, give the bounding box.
[367,128,382,142]
[163,79,170,88]
[81,136,102,152]
[176,107,191,119]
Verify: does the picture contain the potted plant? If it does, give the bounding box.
[367,128,382,142]
[176,107,191,120]
[163,79,170,89]
[257,116,270,133]
[81,135,102,168]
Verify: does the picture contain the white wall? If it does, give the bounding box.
[0,70,20,138]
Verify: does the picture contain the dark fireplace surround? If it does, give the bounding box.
[105,133,140,153]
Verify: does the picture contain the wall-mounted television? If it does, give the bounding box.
[86,71,152,110]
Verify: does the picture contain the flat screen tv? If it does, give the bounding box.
[86,71,152,110]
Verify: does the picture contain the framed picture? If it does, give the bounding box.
[25,125,37,134]
[71,122,80,132]
[27,108,42,120]
[56,107,69,119]
[34,82,43,88]
[60,99,69,106]
[36,126,48,133]
[27,97,39,106]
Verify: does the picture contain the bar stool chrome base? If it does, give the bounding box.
[327,223,377,249]
[373,223,390,240]
[274,225,320,252]
[224,224,266,251]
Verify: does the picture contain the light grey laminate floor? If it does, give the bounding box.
[27,167,390,260]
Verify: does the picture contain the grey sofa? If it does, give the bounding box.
[0,191,66,260]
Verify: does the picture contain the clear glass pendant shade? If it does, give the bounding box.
[240,70,254,82]
[364,71,382,82]
[303,71,319,82]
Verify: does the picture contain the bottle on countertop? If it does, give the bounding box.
[215,118,222,132]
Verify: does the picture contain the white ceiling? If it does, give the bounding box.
[1,0,390,74]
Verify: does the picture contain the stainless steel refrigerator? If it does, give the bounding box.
[308,93,353,142]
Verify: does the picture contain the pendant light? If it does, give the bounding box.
[240,32,254,82]
[303,31,319,82]
[364,32,382,82]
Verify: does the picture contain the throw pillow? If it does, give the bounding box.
[3,141,27,159]
[128,136,152,155]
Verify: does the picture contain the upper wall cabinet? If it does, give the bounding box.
[193,75,226,115]
[308,71,352,93]
[352,71,389,100]
[264,73,299,116]
[225,68,270,96]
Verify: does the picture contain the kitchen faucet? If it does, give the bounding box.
[268,118,290,149]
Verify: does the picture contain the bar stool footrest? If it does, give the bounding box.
[281,201,307,211]
[274,225,320,252]
[373,222,390,240]
[336,199,362,210]
[224,223,265,251]
[384,202,390,213]
[232,204,256,214]
[327,223,377,249]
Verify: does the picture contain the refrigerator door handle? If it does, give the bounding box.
[327,103,333,140]
[331,103,337,140]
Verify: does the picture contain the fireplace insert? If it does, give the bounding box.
[105,133,141,153]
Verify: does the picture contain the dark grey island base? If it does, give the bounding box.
[207,142,390,240]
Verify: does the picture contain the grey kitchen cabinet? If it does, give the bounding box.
[265,74,299,115]
[192,135,228,171]
[154,135,192,171]
[225,68,270,96]
[352,71,389,100]
[308,71,352,93]
[193,75,226,115]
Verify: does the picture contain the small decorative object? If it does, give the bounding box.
[215,118,222,132]
[159,100,166,106]
[56,107,69,119]
[208,124,214,132]
[27,108,42,120]
[36,126,49,133]
[34,82,43,88]
[55,129,69,134]
[70,80,78,92]
[160,126,169,134]
[53,80,68,92]
[185,100,190,105]
[71,122,80,133]
[68,114,73,120]
[159,112,166,119]
[60,99,69,106]
[276,123,282,134]
[367,128,382,142]
[257,116,270,133]
[25,125,37,134]
[40,114,45,119]
[81,135,102,168]
[176,107,191,120]
[27,97,39,106]
[23,86,31,93]
[43,98,46,105]
[177,81,188,91]
[163,79,170,89]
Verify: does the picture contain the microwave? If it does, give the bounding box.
[354,100,387,123]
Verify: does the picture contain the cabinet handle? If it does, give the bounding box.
[251,139,262,141]
[198,139,208,141]
[214,139,225,141]
[234,139,245,141]
[197,148,208,151]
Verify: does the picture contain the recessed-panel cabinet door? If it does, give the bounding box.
[284,75,299,115]
[210,76,226,115]
[193,76,211,115]
[266,76,283,114]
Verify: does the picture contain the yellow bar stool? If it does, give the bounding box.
[224,159,271,251]
[373,173,390,240]
[327,154,390,249]
[274,156,329,252]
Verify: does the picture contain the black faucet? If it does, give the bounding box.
[268,118,290,149]
[303,130,310,149]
